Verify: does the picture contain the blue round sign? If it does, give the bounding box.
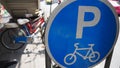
[45,0,119,68]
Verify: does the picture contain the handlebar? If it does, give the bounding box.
[74,43,79,48]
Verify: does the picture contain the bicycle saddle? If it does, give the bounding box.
[17,19,29,25]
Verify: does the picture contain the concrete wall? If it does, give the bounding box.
[1,0,38,18]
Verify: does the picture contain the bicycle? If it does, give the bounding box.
[64,43,100,65]
[0,9,46,50]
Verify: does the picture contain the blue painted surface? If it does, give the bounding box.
[47,0,118,68]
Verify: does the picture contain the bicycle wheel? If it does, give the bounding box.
[89,52,100,62]
[64,53,76,65]
[0,28,26,50]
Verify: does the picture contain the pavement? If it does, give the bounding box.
[0,31,46,68]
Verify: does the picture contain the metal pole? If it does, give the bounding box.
[44,2,53,67]
[49,1,52,16]
[45,49,51,68]
[104,49,114,68]
[45,2,52,67]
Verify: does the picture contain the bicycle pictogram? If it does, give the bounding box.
[64,43,100,65]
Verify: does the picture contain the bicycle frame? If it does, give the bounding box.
[64,43,100,65]
[15,16,45,43]
[73,44,94,60]
[25,16,45,35]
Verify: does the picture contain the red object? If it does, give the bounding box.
[108,0,120,15]
[58,0,61,4]
[115,6,120,15]
[26,17,45,34]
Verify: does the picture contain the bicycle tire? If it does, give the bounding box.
[0,28,26,50]
[89,52,100,62]
[64,53,76,65]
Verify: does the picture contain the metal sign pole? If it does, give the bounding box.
[104,49,114,68]
[45,2,53,68]
[49,1,52,16]
[45,49,51,68]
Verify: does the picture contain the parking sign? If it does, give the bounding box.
[45,0,119,68]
